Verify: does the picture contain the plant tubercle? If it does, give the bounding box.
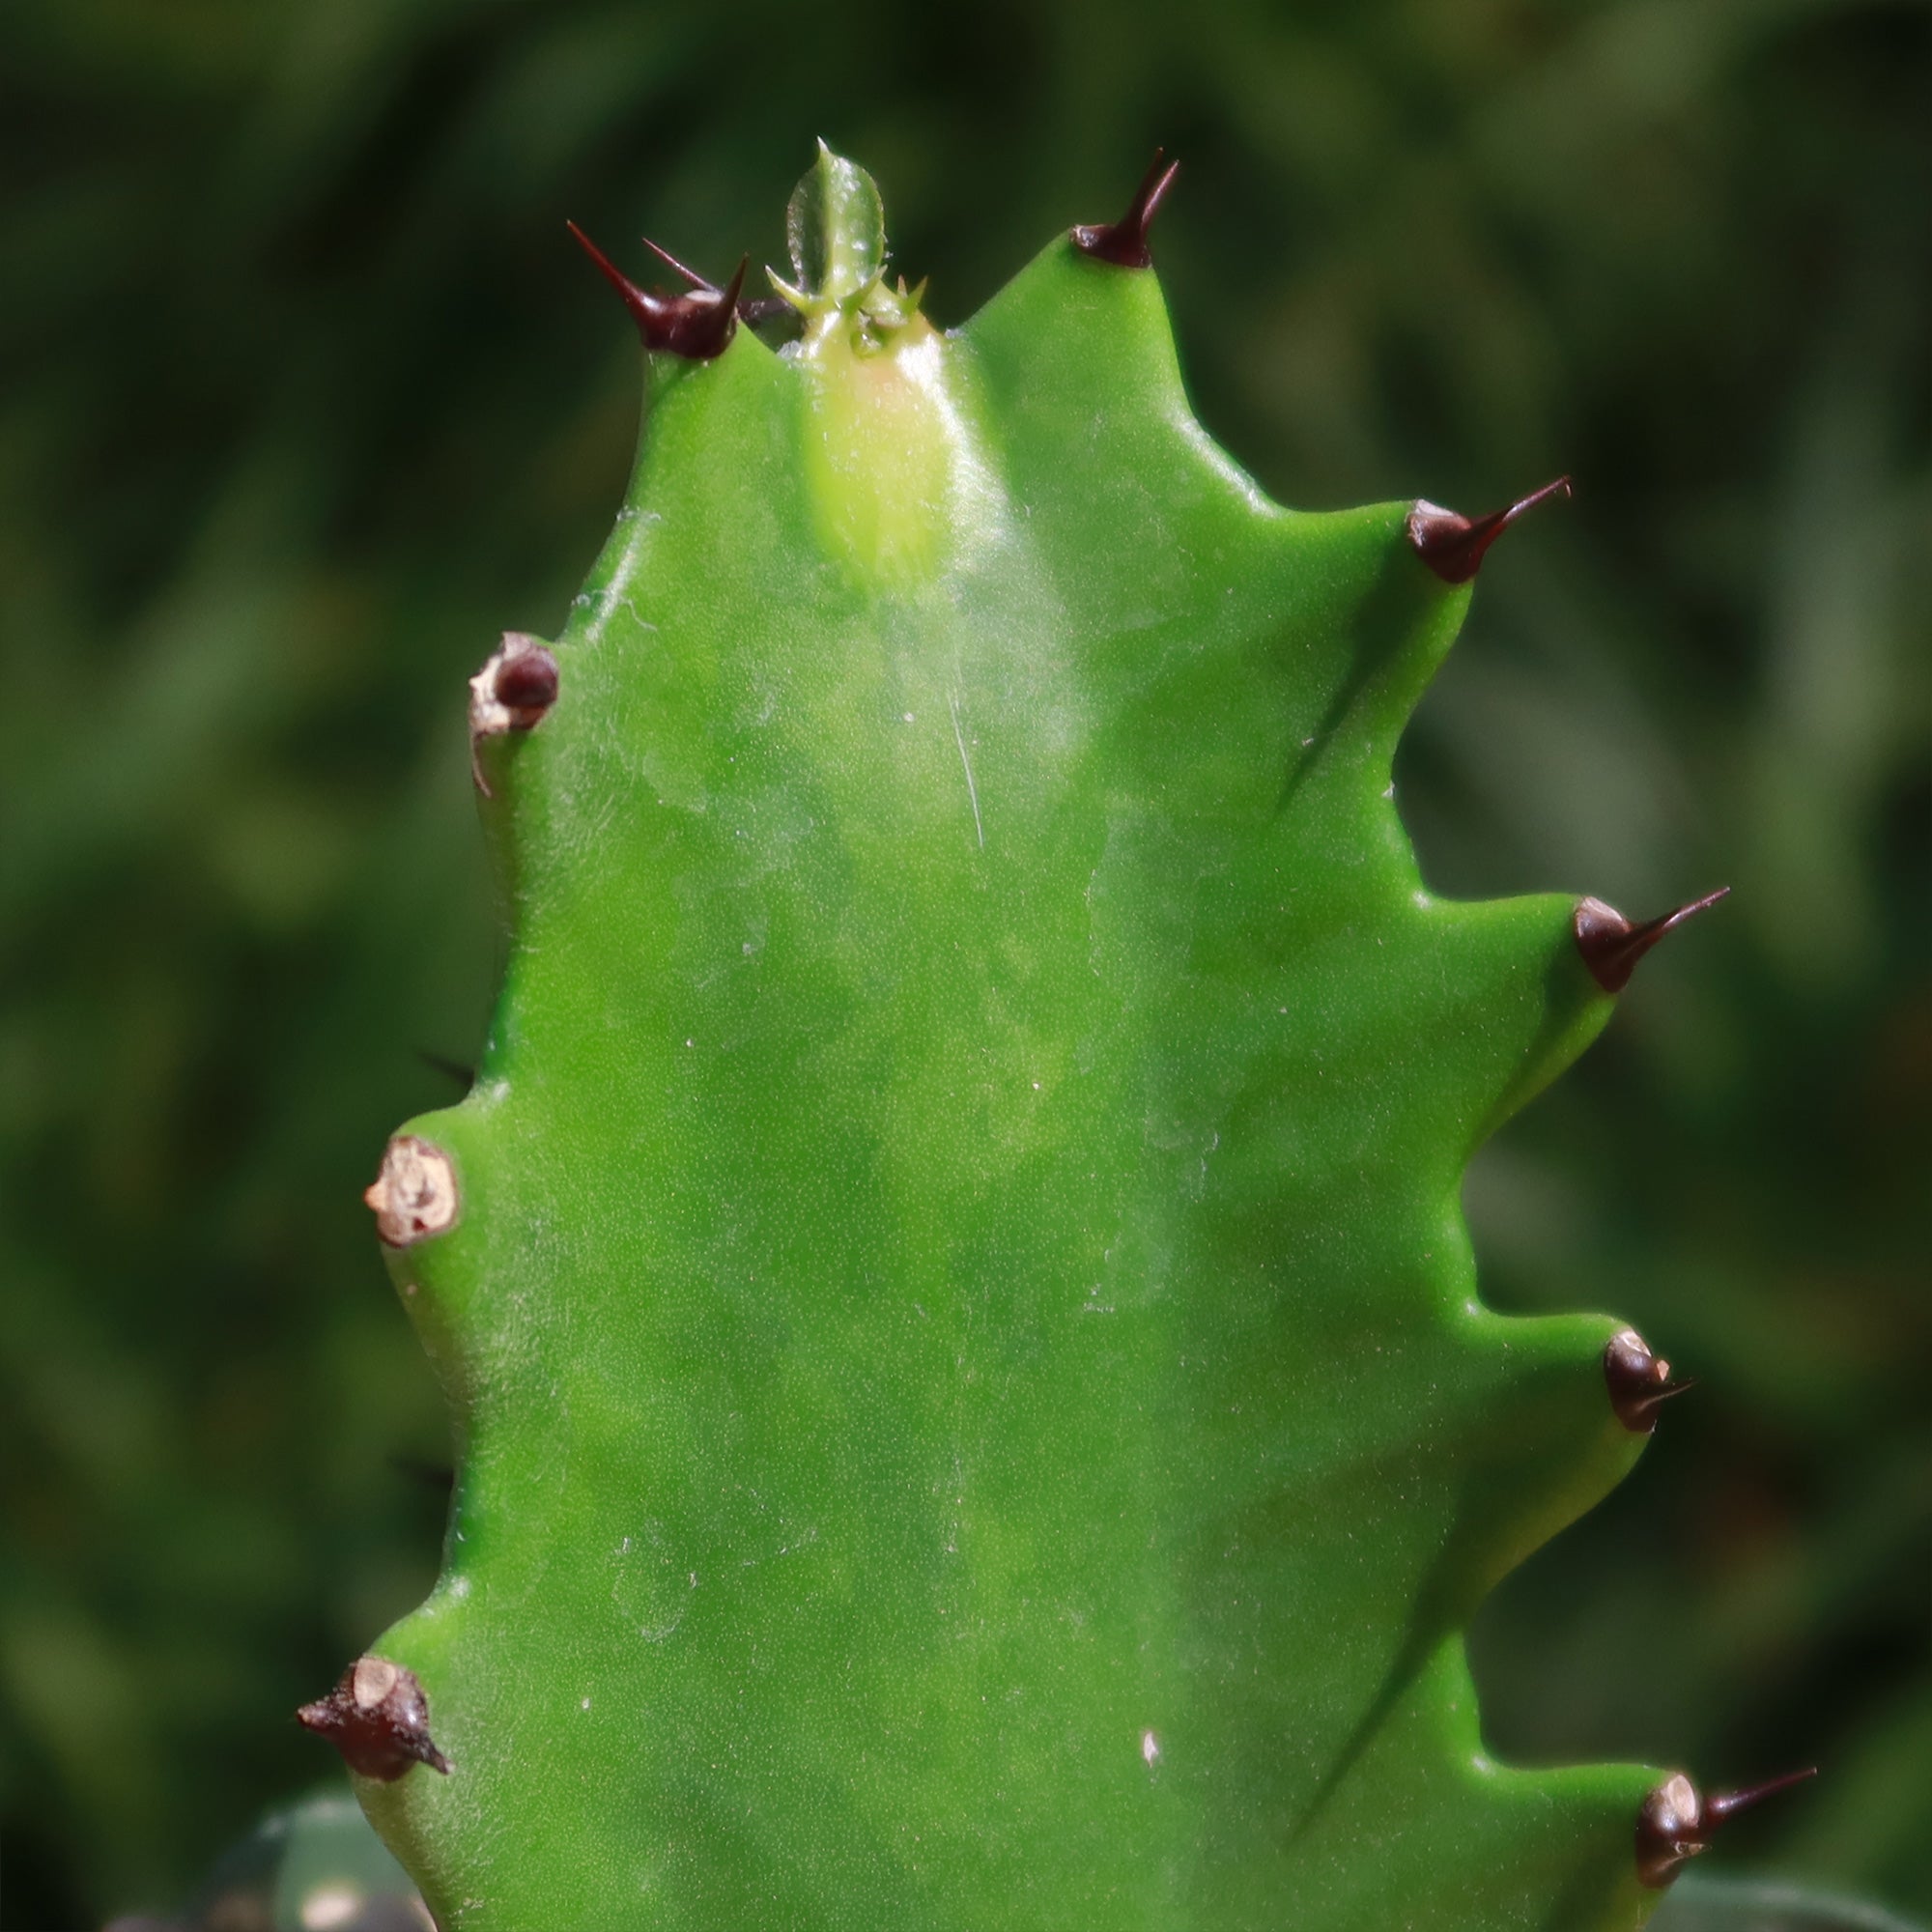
[301,144,1809,1930]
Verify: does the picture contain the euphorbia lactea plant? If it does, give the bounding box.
[302,145,1807,1932]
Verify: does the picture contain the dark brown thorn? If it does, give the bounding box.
[714,254,750,327]
[639,237,792,327]
[640,233,711,289]
[1704,1767,1821,1823]
[388,1452,456,1495]
[1604,1327,1696,1434]
[1635,1768,1817,1889]
[1072,150,1180,269]
[1575,886,1730,994]
[416,1049,475,1090]
[567,216,653,316]
[566,220,739,358]
[1407,475,1573,584]
[298,1658,452,1781]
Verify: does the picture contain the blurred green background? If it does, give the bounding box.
[1,0,1925,1924]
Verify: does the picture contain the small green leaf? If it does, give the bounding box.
[786,138,887,305]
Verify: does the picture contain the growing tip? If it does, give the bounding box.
[1575,887,1731,994]
[1635,1767,1818,1888]
[298,1657,453,1782]
[566,219,739,358]
[1072,150,1180,269]
[1408,476,1573,584]
[1604,1328,1696,1434]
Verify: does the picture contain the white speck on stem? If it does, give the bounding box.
[949,690,984,849]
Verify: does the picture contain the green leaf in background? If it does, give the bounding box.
[1651,1874,1932,1932]
[103,1790,429,1932]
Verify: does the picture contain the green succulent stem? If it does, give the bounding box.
[344,149,1687,1932]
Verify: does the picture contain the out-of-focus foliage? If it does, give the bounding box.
[101,1789,426,1932]
[1653,1874,1931,1932]
[0,0,1923,1926]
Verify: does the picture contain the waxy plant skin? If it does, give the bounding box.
[302,147,1803,1932]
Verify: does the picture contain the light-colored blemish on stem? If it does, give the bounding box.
[353,1656,401,1708]
[365,1136,459,1248]
[949,690,983,849]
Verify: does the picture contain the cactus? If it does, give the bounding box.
[306,147,1802,1929]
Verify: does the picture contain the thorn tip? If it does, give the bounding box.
[298,1658,453,1781]
[1575,886,1730,994]
[1072,150,1180,269]
[1636,1768,1816,1888]
[639,233,709,289]
[1705,1767,1820,1820]
[416,1049,475,1091]
[1604,1328,1695,1434]
[1408,475,1573,583]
